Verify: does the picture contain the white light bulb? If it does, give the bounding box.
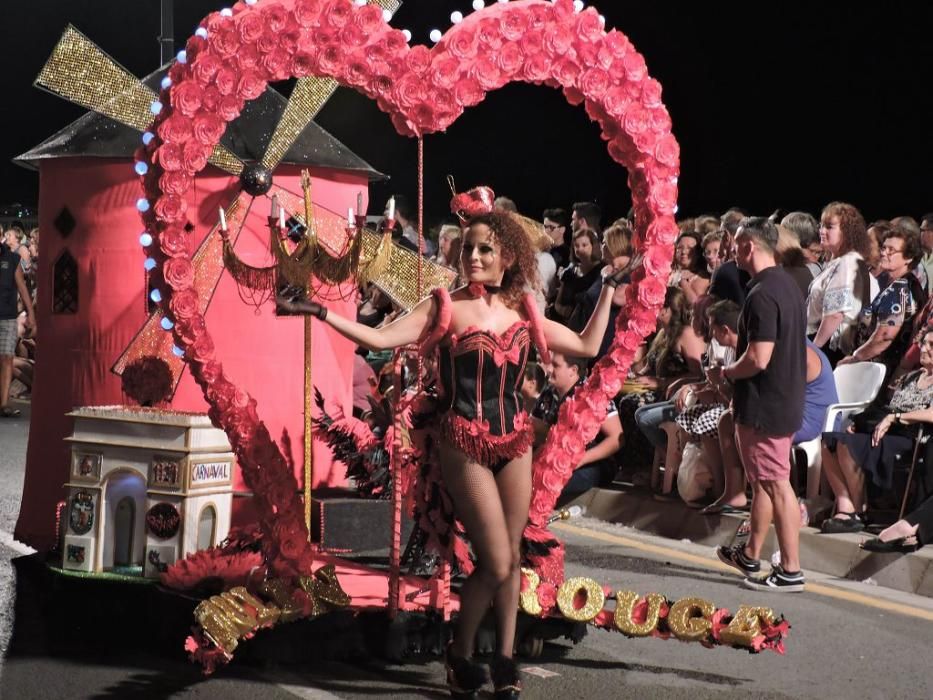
[136,198,151,212]
[176,50,187,64]
[402,29,412,41]
[139,233,153,247]
[429,28,442,43]
[160,317,174,330]
[498,0,509,4]
[160,76,172,90]
[353,0,366,5]
[172,345,185,357]
[573,0,584,12]
[383,8,393,21]
[144,257,157,271]
[195,27,208,39]
[135,161,149,176]
[220,8,233,17]
[150,101,163,115]
[150,289,162,303]
[451,11,463,23]
[472,0,485,11]
[142,132,154,145]
[599,14,606,26]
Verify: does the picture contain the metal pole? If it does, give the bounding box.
[159,0,175,66]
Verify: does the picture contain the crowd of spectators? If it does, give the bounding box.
[0,222,37,417]
[351,195,933,588]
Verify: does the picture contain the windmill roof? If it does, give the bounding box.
[15,64,386,181]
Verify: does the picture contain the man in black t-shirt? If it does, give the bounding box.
[709,217,807,593]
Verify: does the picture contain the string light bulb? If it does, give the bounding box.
[429,29,442,43]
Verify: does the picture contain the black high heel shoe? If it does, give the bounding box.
[446,643,487,699]
[490,654,522,699]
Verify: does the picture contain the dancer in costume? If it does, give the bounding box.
[280,187,629,699]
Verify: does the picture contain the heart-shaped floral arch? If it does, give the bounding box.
[139,0,678,584]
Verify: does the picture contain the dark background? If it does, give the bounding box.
[2,0,932,226]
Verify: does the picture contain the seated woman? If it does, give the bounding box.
[820,329,933,534]
[838,226,926,376]
[861,465,933,552]
[617,286,705,479]
[531,353,622,506]
[669,232,710,304]
[550,229,603,324]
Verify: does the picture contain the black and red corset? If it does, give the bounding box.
[436,321,533,464]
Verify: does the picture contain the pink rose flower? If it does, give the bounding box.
[477,18,503,50]
[523,54,552,83]
[170,287,199,319]
[579,68,611,100]
[293,0,319,27]
[543,25,574,56]
[341,22,367,48]
[159,226,189,257]
[192,114,225,146]
[647,106,672,134]
[575,9,605,43]
[649,180,678,214]
[157,115,193,145]
[453,77,484,107]
[212,27,241,58]
[497,42,523,76]
[214,66,237,96]
[520,30,544,57]
[182,140,210,172]
[641,78,664,107]
[501,11,529,41]
[200,359,223,385]
[644,245,673,278]
[279,28,302,55]
[171,82,203,118]
[554,57,582,88]
[164,257,195,290]
[218,95,242,122]
[604,85,633,116]
[237,69,266,101]
[624,105,649,134]
[154,194,187,222]
[237,12,265,44]
[191,333,215,363]
[324,0,350,28]
[646,219,679,246]
[354,3,385,34]
[261,3,289,33]
[317,44,346,76]
[292,51,317,77]
[383,29,408,54]
[256,31,278,54]
[564,86,584,106]
[622,51,647,81]
[406,45,432,76]
[236,43,261,71]
[634,129,658,155]
[604,29,631,57]
[637,276,667,307]
[262,48,291,81]
[368,73,394,99]
[159,171,191,197]
[193,52,222,84]
[471,56,502,91]
[430,55,461,89]
[201,86,221,112]
[343,56,369,87]
[394,72,426,108]
[619,330,644,352]
[447,27,477,60]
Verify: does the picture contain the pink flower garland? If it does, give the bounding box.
[138,0,678,585]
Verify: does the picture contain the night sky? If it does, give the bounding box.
[2,0,932,226]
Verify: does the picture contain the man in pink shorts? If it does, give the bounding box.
[710,217,807,593]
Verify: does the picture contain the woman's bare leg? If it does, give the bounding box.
[438,441,512,659]
[491,451,533,657]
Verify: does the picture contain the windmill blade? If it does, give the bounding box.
[112,192,250,393]
[36,25,244,176]
[270,185,455,310]
[259,0,402,172]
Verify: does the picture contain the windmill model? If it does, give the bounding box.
[31,1,457,525]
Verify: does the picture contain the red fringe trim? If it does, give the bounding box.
[441,412,533,465]
[419,287,452,357]
[522,293,551,364]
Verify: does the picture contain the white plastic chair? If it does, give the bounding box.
[794,361,888,498]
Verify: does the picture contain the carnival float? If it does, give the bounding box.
[13,0,789,675]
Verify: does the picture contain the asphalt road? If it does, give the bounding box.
[3,401,933,700]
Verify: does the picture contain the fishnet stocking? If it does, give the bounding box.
[438,440,532,659]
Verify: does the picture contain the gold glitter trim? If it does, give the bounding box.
[36,26,157,132]
[261,77,339,171]
[208,145,246,176]
[556,577,606,622]
[613,591,666,636]
[666,596,715,642]
[519,568,543,616]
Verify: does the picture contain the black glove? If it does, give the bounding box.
[604,253,643,288]
[276,292,328,320]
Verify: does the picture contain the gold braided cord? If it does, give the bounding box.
[36,26,157,132]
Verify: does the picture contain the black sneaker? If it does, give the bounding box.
[716,544,761,575]
[742,565,805,593]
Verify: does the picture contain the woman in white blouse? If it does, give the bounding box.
[807,202,877,365]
